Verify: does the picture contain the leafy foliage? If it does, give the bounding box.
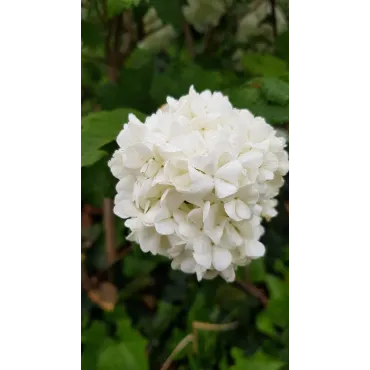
[81,108,145,167]
[81,0,289,368]
[230,348,285,370]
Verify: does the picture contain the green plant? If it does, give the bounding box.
[81,0,289,368]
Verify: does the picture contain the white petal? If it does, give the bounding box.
[237,185,259,203]
[193,236,211,254]
[239,151,263,168]
[253,204,263,216]
[224,200,242,222]
[128,113,143,125]
[116,175,135,193]
[245,240,266,258]
[178,221,199,239]
[168,244,185,258]
[215,160,244,185]
[124,143,152,169]
[235,200,251,219]
[224,222,243,246]
[181,258,197,273]
[171,131,205,156]
[143,201,170,225]
[183,194,204,207]
[203,270,219,280]
[114,200,140,219]
[190,154,216,174]
[160,188,184,211]
[220,266,236,282]
[126,230,138,242]
[152,170,168,185]
[249,123,270,143]
[212,246,232,271]
[193,252,212,269]
[215,179,238,198]
[155,218,177,235]
[195,267,206,282]
[188,208,203,228]
[203,201,211,222]
[124,217,142,230]
[269,137,285,152]
[206,221,226,245]
[259,168,274,181]
[253,140,270,151]
[203,202,220,229]
[172,209,187,223]
[264,152,279,171]
[173,173,192,191]
[108,150,127,179]
[188,167,214,195]
[191,99,206,116]
[139,228,161,254]
[141,159,161,177]
[154,143,181,162]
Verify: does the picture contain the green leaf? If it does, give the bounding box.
[262,78,289,105]
[151,64,223,106]
[98,62,155,112]
[219,356,229,370]
[256,311,276,337]
[266,275,288,300]
[97,319,148,370]
[275,31,289,63]
[150,301,180,337]
[230,348,284,370]
[81,108,145,167]
[264,297,289,330]
[83,321,107,344]
[262,275,289,329]
[247,103,288,125]
[107,0,140,18]
[150,0,183,30]
[82,321,108,370]
[242,54,288,77]
[187,292,207,329]
[122,253,158,277]
[227,86,262,109]
[249,258,266,283]
[81,156,116,206]
[167,328,189,361]
[81,21,104,47]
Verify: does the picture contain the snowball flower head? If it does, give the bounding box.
[108,86,288,282]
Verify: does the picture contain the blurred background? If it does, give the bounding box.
[81,0,289,369]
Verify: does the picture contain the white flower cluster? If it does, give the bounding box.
[236,0,287,45]
[183,0,233,33]
[109,87,288,282]
[139,8,177,53]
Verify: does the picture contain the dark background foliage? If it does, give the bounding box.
[81,0,289,368]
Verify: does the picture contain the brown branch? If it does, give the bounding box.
[120,9,137,63]
[105,10,137,82]
[95,246,131,282]
[270,0,277,40]
[203,28,214,54]
[233,280,269,306]
[81,264,93,292]
[103,198,116,266]
[114,14,123,57]
[93,0,105,24]
[184,23,195,58]
[81,246,131,294]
